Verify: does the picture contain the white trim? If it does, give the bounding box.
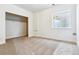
[76,5,79,47]
[0,40,6,45]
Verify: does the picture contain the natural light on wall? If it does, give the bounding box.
[52,9,72,28]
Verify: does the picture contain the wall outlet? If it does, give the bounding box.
[73,33,76,35]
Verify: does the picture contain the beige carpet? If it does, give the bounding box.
[0,37,79,55]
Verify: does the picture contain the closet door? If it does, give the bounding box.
[6,12,28,39]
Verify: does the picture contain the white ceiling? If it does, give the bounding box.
[15,4,54,12]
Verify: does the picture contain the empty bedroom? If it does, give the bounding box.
[0,4,79,55]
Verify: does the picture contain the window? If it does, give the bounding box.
[52,9,72,28]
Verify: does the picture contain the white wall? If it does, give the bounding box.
[0,4,33,44]
[0,5,5,44]
[6,20,27,39]
[33,4,76,42]
[77,5,79,46]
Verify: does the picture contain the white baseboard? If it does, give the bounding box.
[31,36,76,44]
[0,40,6,45]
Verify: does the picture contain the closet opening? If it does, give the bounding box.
[6,12,28,40]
